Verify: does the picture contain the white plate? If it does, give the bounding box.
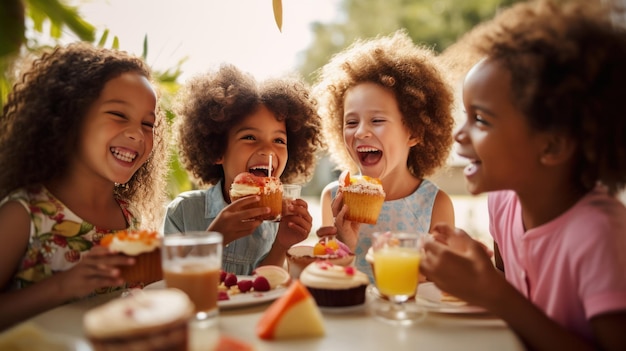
[416,282,487,314]
[145,277,287,309]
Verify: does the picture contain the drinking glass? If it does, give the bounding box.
[162,231,223,326]
[281,184,302,216]
[371,231,428,325]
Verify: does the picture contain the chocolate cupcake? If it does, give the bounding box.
[300,261,369,307]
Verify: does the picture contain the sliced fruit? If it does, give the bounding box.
[338,170,351,187]
[256,280,325,340]
[253,265,291,289]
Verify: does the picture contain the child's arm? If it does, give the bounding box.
[0,201,132,331]
[260,198,312,267]
[429,190,455,230]
[421,224,621,351]
[320,185,360,251]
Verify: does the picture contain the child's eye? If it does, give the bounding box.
[142,121,154,129]
[108,111,126,119]
[372,118,386,123]
[344,120,358,127]
[241,135,256,141]
[274,138,287,145]
[475,114,490,126]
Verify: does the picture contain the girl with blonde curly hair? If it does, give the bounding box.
[314,29,456,282]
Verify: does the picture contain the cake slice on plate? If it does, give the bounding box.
[256,280,325,340]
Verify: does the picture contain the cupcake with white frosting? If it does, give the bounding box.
[101,230,162,285]
[300,261,369,307]
[230,172,283,221]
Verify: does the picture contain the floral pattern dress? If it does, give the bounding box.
[1,184,140,294]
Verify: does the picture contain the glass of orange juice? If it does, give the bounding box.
[371,231,428,325]
[162,231,222,325]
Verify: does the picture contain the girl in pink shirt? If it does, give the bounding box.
[421,1,626,350]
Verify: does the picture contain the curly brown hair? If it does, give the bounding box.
[313,29,455,179]
[174,64,324,186]
[0,42,170,229]
[446,0,626,194]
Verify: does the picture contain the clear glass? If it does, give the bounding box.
[281,184,302,216]
[161,231,223,326]
[371,231,428,326]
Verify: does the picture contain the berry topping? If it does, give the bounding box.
[237,279,254,293]
[220,270,227,283]
[224,273,238,288]
[218,291,230,301]
[233,172,266,187]
[253,276,271,292]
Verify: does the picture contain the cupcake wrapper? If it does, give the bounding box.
[119,249,163,285]
[342,191,385,224]
[305,285,367,307]
[233,190,283,221]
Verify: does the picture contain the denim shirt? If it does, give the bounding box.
[330,178,439,283]
[163,180,278,275]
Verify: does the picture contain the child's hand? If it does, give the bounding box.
[56,246,133,300]
[315,225,338,239]
[420,224,501,308]
[332,203,360,251]
[275,198,312,250]
[208,196,267,244]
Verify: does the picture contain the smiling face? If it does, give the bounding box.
[74,72,156,186]
[342,82,417,180]
[455,58,547,195]
[219,104,288,198]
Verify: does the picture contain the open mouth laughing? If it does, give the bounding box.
[111,147,138,163]
[249,165,272,177]
[356,146,382,166]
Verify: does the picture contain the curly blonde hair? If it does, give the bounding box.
[313,29,455,179]
[174,64,324,186]
[443,0,626,194]
[0,42,170,229]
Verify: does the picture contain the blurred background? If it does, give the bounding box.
[2,0,624,244]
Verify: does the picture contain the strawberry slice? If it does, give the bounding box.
[338,170,351,187]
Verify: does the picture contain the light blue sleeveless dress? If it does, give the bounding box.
[330,179,439,283]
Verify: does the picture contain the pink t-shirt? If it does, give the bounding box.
[489,186,626,341]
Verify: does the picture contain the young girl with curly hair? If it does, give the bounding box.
[313,29,456,282]
[0,42,170,330]
[421,1,626,350]
[164,64,324,275]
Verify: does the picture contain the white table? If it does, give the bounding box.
[2,285,525,351]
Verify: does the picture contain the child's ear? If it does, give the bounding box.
[408,135,419,147]
[539,133,576,166]
[215,156,223,165]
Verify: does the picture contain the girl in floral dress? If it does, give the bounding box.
[0,42,169,330]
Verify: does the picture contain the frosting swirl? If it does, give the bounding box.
[300,261,369,289]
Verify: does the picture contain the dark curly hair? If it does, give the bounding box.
[174,63,324,186]
[313,29,455,179]
[445,0,626,194]
[0,42,170,229]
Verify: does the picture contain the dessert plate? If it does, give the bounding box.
[145,276,287,309]
[416,282,487,314]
